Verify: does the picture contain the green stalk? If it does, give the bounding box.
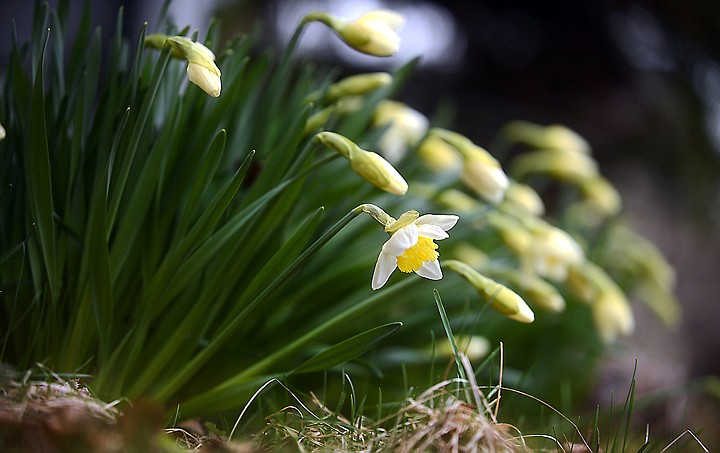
[151,205,367,403]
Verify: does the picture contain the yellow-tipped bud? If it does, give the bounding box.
[326,72,392,102]
[430,128,509,203]
[504,272,566,312]
[315,131,408,195]
[435,335,491,360]
[417,135,462,173]
[145,34,221,97]
[436,189,480,212]
[304,10,404,57]
[593,287,634,344]
[578,175,622,217]
[528,222,584,282]
[567,261,634,343]
[510,148,598,183]
[500,120,591,154]
[373,100,429,163]
[0,122,5,141]
[503,181,545,216]
[449,242,489,269]
[445,260,535,323]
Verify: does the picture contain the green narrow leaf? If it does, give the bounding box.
[127,206,326,398]
[107,45,170,229]
[152,205,366,402]
[26,28,57,300]
[176,129,227,234]
[433,289,467,383]
[293,322,402,375]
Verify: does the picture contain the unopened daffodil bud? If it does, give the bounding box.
[0,122,5,141]
[510,148,598,184]
[430,128,509,203]
[566,260,620,305]
[417,134,462,173]
[605,225,676,292]
[449,242,488,269]
[500,120,591,154]
[503,181,545,216]
[315,131,408,195]
[445,260,535,323]
[501,271,566,312]
[566,261,635,343]
[435,335,490,360]
[304,105,335,136]
[593,287,634,344]
[578,175,622,217]
[373,100,429,163]
[527,222,584,282]
[487,212,533,257]
[436,189,480,212]
[303,10,404,57]
[145,34,221,97]
[326,72,392,102]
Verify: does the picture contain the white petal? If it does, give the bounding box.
[416,224,449,240]
[416,259,442,280]
[415,214,459,231]
[372,252,398,290]
[381,224,418,255]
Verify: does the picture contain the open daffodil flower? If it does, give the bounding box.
[372,210,459,290]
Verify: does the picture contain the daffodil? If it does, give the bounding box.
[372,100,429,163]
[502,181,545,216]
[429,128,509,203]
[315,131,408,195]
[500,120,591,154]
[527,222,584,281]
[145,34,221,97]
[304,10,404,57]
[444,260,535,323]
[372,210,459,290]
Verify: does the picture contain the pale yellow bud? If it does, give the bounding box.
[528,223,584,282]
[593,287,634,344]
[186,61,221,97]
[435,335,490,360]
[510,148,598,183]
[506,272,566,312]
[436,189,479,212]
[373,100,429,163]
[315,131,408,195]
[305,10,403,57]
[460,148,509,204]
[503,181,545,216]
[445,260,535,323]
[501,120,591,154]
[0,122,5,141]
[338,10,404,56]
[566,261,619,305]
[449,242,488,269]
[146,35,221,97]
[578,175,622,217]
[325,72,392,102]
[487,213,533,256]
[417,135,462,173]
[429,128,509,203]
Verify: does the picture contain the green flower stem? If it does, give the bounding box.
[150,204,367,403]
